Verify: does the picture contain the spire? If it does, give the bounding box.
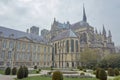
[102,24,106,36]
[83,4,87,22]
[108,30,112,37]
[95,28,98,34]
[54,17,56,22]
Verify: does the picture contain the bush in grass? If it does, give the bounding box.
[77,66,83,70]
[17,66,24,79]
[23,66,28,78]
[12,67,17,75]
[108,68,114,76]
[39,68,41,71]
[47,72,52,75]
[52,71,63,80]
[114,68,119,76]
[51,66,53,70]
[36,70,39,73]
[34,65,37,69]
[83,69,86,72]
[99,69,107,80]
[5,67,11,75]
[96,68,101,79]
[80,72,85,76]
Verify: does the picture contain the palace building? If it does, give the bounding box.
[0,6,115,68]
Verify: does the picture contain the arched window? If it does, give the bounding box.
[71,39,74,52]
[66,40,69,53]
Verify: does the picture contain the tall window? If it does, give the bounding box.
[71,39,74,52]
[44,47,46,63]
[28,43,31,51]
[76,40,78,52]
[66,40,69,52]
[2,40,7,48]
[22,43,26,50]
[1,51,5,59]
[9,41,14,49]
[55,43,57,54]
[17,42,20,50]
[8,51,12,59]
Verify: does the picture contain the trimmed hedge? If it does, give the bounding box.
[12,67,17,75]
[96,68,101,79]
[34,65,37,69]
[17,66,28,79]
[108,68,114,76]
[52,70,63,80]
[114,68,119,76]
[17,66,24,79]
[99,69,107,80]
[5,67,11,75]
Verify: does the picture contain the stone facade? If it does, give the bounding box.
[0,6,115,68]
[41,6,115,68]
[0,26,52,68]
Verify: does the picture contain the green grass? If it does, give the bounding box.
[113,76,120,80]
[29,70,37,74]
[0,69,4,74]
[15,76,99,80]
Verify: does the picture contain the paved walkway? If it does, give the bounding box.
[0,74,14,80]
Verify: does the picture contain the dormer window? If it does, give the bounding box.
[9,34,14,38]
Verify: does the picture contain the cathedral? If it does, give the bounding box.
[41,6,115,68]
[0,6,115,68]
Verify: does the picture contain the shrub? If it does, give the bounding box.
[93,70,96,75]
[114,68,119,76]
[12,67,17,75]
[5,67,11,75]
[80,72,85,76]
[77,66,83,70]
[99,69,107,80]
[83,69,86,72]
[17,66,24,79]
[96,68,101,79]
[108,68,114,76]
[48,72,52,75]
[34,65,37,69]
[36,70,39,73]
[39,68,41,71]
[23,66,28,78]
[52,71,63,80]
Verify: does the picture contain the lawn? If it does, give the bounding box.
[0,69,4,74]
[15,76,99,80]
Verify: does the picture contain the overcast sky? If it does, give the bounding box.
[0,0,120,46]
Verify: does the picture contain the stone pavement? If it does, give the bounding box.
[0,74,14,80]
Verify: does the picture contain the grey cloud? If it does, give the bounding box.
[0,0,119,46]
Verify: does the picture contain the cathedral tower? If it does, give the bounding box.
[83,4,87,22]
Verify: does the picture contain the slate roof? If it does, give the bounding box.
[0,26,47,43]
[52,29,78,41]
[54,21,70,29]
[71,21,90,30]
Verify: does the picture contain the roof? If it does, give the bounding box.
[0,26,47,43]
[52,29,78,41]
[70,21,90,30]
